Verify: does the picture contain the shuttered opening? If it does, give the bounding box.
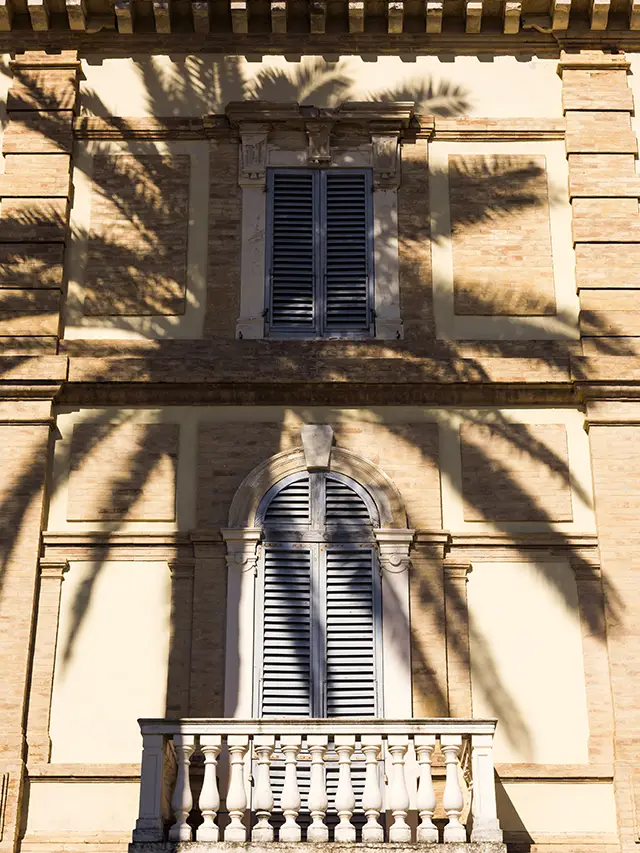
[267,169,373,338]
[256,471,383,838]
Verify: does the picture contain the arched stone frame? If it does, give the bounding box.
[221,431,415,719]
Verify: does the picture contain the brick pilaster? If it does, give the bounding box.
[559,50,640,349]
[0,51,80,351]
[409,534,448,717]
[0,389,60,853]
[586,401,640,853]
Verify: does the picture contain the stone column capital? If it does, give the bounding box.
[221,528,262,573]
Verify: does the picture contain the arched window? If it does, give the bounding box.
[254,471,383,718]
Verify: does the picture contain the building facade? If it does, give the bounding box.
[0,9,639,853]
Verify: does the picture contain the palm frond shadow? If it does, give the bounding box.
[0,54,628,764]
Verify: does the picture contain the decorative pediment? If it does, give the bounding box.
[227,100,414,187]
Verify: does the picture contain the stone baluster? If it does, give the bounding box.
[387,736,411,842]
[132,733,167,841]
[280,736,302,841]
[307,735,329,842]
[361,736,384,842]
[334,736,356,841]
[169,734,195,841]
[197,735,222,841]
[470,733,503,842]
[224,735,250,841]
[415,735,438,842]
[442,735,466,842]
[252,735,275,842]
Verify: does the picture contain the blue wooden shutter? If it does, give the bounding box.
[260,546,313,717]
[322,171,372,335]
[267,171,317,333]
[325,547,378,717]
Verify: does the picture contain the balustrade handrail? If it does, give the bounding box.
[132,717,503,847]
[138,717,498,736]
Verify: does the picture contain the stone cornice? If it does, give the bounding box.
[1,354,640,407]
[71,114,564,143]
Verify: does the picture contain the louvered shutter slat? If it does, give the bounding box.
[323,172,371,334]
[325,548,377,717]
[269,173,316,331]
[325,478,371,524]
[261,546,313,716]
[264,478,311,526]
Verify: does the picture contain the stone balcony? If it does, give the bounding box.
[129,719,505,853]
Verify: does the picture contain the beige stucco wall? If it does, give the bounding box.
[468,558,589,764]
[49,560,171,763]
[497,781,618,835]
[79,55,562,118]
[24,780,139,835]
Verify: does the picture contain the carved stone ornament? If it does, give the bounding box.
[221,528,262,573]
[306,121,332,164]
[374,528,415,572]
[372,132,401,188]
[239,127,269,186]
[301,424,334,470]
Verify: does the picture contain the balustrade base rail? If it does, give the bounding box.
[130,843,507,853]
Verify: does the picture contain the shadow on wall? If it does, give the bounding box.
[0,52,627,844]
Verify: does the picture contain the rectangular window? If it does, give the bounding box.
[265,168,374,338]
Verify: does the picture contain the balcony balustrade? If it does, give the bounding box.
[131,719,503,848]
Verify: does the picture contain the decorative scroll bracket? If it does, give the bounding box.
[374,528,415,572]
[306,120,332,165]
[372,132,402,189]
[237,124,269,188]
[221,528,262,574]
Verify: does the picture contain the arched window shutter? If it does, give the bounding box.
[258,472,381,719]
[260,547,313,718]
[325,547,378,717]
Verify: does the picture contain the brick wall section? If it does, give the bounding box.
[398,139,435,344]
[560,51,640,348]
[0,52,79,352]
[197,419,441,529]
[203,139,242,338]
[449,154,556,316]
[0,422,53,853]
[67,422,178,522]
[588,420,640,853]
[460,423,573,522]
[84,155,190,316]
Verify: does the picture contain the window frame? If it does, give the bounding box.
[264,167,375,341]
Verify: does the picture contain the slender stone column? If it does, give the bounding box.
[569,548,614,765]
[166,559,195,718]
[408,532,449,717]
[25,559,68,764]
[444,558,473,717]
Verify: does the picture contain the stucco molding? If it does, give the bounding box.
[227,444,407,529]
